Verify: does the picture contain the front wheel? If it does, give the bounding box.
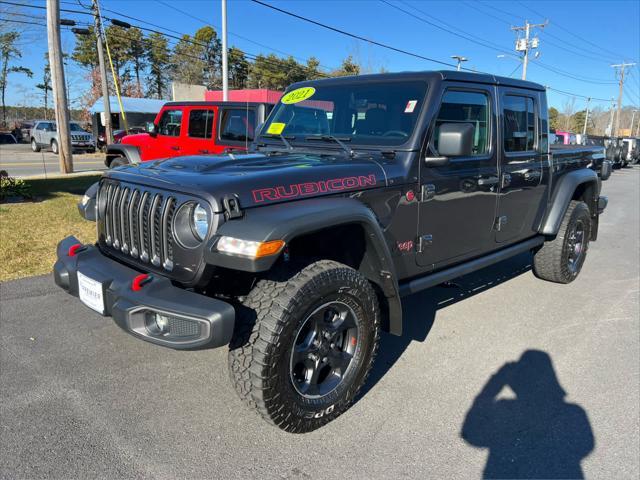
[228,260,380,433]
[533,200,592,284]
[50,139,58,154]
[31,138,40,152]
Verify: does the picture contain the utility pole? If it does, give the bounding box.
[221,0,228,101]
[512,20,546,80]
[611,62,636,136]
[582,97,591,137]
[607,98,615,137]
[46,0,73,173]
[93,0,112,145]
[629,109,637,136]
[451,55,468,72]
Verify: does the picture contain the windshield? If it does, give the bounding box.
[262,80,427,147]
[70,123,84,132]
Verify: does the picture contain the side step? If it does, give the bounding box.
[398,236,545,297]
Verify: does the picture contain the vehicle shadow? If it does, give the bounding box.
[357,251,533,401]
[461,350,595,479]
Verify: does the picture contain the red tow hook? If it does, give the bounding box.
[68,243,87,257]
[131,274,153,292]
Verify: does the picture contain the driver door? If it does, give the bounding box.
[417,85,499,269]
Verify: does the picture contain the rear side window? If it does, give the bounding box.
[219,109,256,142]
[503,95,535,152]
[433,90,490,156]
[188,109,215,139]
[157,109,183,136]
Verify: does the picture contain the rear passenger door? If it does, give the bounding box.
[495,90,548,243]
[216,107,257,154]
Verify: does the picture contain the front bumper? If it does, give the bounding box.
[53,236,235,349]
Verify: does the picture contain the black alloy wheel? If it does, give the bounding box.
[290,301,359,398]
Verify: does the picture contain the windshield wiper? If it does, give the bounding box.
[305,135,354,157]
[261,133,295,151]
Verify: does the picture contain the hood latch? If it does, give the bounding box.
[222,194,243,220]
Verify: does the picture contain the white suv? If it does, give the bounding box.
[30,121,96,154]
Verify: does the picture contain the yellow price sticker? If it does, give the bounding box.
[281,87,316,104]
[266,122,286,135]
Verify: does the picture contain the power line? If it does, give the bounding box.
[380,0,514,57]
[249,0,461,70]
[516,0,630,61]
[154,0,336,72]
[545,86,609,102]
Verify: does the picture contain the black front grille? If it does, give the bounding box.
[99,182,176,271]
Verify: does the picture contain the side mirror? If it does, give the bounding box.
[145,122,157,136]
[437,123,474,157]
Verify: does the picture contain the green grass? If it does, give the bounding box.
[0,174,102,282]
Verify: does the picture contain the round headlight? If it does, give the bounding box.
[191,203,209,241]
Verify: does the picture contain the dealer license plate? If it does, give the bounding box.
[77,271,104,314]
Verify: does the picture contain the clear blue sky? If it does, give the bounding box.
[2,0,639,111]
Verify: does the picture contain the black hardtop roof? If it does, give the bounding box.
[289,70,546,92]
[162,101,273,107]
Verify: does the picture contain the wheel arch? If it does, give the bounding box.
[540,169,600,236]
[105,144,141,168]
[205,197,403,335]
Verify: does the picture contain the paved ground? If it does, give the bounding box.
[0,143,106,178]
[1,167,638,479]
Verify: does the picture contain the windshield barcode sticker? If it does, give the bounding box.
[405,100,417,113]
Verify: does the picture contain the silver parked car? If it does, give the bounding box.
[30,120,96,154]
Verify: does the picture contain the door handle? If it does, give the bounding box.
[477,176,499,186]
[198,149,209,154]
[170,146,180,151]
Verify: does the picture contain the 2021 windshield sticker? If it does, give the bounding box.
[281,87,316,104]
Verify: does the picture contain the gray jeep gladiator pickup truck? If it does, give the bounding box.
[54,71,608,433]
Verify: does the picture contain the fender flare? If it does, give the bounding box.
[540,168,599,236]
[105,144,141,167]
[204,197,404,335]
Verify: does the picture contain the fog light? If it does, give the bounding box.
[155,314,170,333]
[145,311,171,335]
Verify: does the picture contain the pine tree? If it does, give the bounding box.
[145,32,170,99]
[0,31,33,126]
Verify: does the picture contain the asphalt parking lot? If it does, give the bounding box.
[1,167,638,479]
[0,143,106,178]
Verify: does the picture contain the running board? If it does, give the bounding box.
[399,236,545,297]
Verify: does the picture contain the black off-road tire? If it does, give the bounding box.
[228,260,380,433]
[533,200,592,284]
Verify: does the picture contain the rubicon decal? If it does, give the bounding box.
[252,175,377,203]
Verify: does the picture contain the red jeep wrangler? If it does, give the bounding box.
[105,101,274,168]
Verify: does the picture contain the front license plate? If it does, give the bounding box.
[77,271,105,314]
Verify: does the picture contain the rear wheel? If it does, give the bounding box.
[50,139,58,154]
[228,260,380,433]
[533,200,591,284]
[31,138,40,152]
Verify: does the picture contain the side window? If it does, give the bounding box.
[157,109,183,137]
[433,90,489,156]
[503,95,536,152]
[219,109,256,142]
[188,109,215,139]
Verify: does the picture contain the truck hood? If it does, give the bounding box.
[106,152,391,211]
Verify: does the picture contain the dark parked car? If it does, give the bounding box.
[54,71,609,433]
